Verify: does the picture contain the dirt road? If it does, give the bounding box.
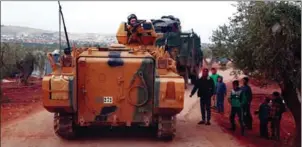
[1,70,245,147]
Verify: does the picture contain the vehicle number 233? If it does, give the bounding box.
[103,96,113,104]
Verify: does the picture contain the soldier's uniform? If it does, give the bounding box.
[126,14,144,44]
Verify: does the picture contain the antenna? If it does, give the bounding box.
[59,4,61,54]
[58,1,71,53]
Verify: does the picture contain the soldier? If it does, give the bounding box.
[229,80,245,136]
[241,77,253,130]
[190,68,215,125]
[126,14,144,44]
[127,14,138,26]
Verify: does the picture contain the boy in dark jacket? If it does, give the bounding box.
[255,97,271,139]
[216,76,227,113]
[270,92,286,140]
[190,68,215,125]
[241,77,253,130]
[228,80,245,136]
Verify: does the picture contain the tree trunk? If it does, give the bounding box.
[281,81,301,147]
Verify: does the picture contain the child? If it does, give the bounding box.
[229,80,245,136]
[270,92,286,140]
[241,77,253,130]
[254,97,271,139]
[216,76,227,113]
[210,68,220,108]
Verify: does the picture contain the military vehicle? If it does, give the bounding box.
[151,15,203,87]
[42,3,184,140]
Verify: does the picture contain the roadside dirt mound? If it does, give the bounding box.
[1,77,43,125]
[212,80,296,147]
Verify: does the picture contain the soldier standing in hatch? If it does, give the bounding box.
[128,14,138,26]
[126,14,144,44]
[190,68,215,125]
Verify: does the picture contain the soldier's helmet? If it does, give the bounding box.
[127,14,137,25]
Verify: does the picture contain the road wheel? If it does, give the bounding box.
[156,115,176,141]
[54,113,77,140]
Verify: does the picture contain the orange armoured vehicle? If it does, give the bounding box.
[42,3,184,140]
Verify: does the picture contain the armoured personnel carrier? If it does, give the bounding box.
[43,4,185,140]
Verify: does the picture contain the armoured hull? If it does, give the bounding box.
[42,15,185,140]
[76,51,155,126]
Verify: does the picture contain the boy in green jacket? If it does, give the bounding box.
[210,68,220,108]
[228,80,245,136]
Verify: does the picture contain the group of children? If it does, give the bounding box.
[255,92,286,140]
[209,68,286,139]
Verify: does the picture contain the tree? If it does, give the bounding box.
[0,43,47,84]
[202,48,214,69]
[211,2,301,146]
[210,24,234,59]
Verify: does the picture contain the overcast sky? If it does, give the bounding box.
[1,1,237,43]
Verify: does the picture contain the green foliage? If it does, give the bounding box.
[211,2,301,145]
[202,48,212,59]
[211,1,301,89]
[0,43,48,80]
[210,25,234,59]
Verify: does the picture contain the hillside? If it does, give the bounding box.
[1,25,211,48]
[1,25,52,35]
[1,25,115,41]
[1,25,117,45]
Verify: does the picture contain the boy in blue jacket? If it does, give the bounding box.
[216,76,227,113]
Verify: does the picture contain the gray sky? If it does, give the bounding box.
[1,1,237,43]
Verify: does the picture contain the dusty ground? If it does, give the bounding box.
[0,70,296,147]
